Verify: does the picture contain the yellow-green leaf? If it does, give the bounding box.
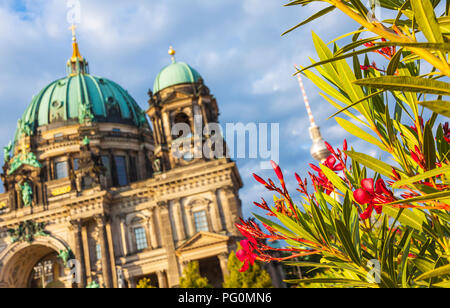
[335,117,387,151]
[353,76,450,96]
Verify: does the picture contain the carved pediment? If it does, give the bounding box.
[176,232,229,253]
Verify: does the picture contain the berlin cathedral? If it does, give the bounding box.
[0,30,256,288]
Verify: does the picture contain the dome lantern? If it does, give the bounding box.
[66,24,89,76]
[153,47,202,94]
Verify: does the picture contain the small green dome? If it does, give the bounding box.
[153,61,202,93]
[15,74,148,139]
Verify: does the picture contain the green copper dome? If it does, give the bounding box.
[14,73,148,143]
[153,61,202,94]
[23,74,147,128]
[12,36,149,144]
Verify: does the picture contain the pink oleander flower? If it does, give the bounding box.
[353,178,395,220]
[236,234,257,272]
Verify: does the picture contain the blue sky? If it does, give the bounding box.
[0,0,382,218]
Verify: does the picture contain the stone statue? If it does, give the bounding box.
[57,249,73,267]
[117,267,125,288]
[3,141,12,162]
[86,280,100,288]
[7,220,48,244]
[79,102,94,124]
[153,158,161,173]
[17,119,32,136]
[7,151,42,175]
[21,181,33,207]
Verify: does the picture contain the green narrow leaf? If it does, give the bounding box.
[386,48,403,76]
[335,220,361,265]
[392,164,450,188]
[419,100,450,117]
[335,117,387,151]
[282,261,339,269]
[320,164,350,195]
[384,190,450,205]
[319,93,366,125]
[423,122,437,171]
[400,230,413,287]
[353,76,450,95]
[411,0,445,44]
[282,6,335,36]
[374,41,450,51]
[346,150,394,178]
[311,193,331,246]
[287,278,376,287]
[327,90,384,120]
[253,213,296,238]
[415,263,450,281]
[382,207,427,233]
[296,44,389,75]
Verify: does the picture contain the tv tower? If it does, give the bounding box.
[296,72,330,162]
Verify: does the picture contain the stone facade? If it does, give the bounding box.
[0,59,244,288]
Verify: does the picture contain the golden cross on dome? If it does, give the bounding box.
[69,23,77,41]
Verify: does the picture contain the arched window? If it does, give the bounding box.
[193,210,209,232]
[134,227,148,251]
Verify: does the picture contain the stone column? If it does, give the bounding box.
[218,252,230,278]
[218,188,233,233]
[81,223,91,282]
[105,217,118,288]
[70,219,87,288]
[218,186,241,235]
[157,201,180,287]
[156,270,168,288]
[185,204,195,237]
[118,214,129,256]
[149,209,158,249]
[95,215,112,288]
[172,198,186,241]
[210,189,224,232]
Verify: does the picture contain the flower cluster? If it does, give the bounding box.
[236,231,258,272]
[308,141,347,195]
[353,178,395,220]
[364,38,396,59]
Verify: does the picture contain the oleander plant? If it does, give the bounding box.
[236,0,450,288]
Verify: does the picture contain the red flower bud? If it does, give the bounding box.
[253,173,268,186]
[270,160,284,182]
[334,163,344,171]
[324,142,335,155]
